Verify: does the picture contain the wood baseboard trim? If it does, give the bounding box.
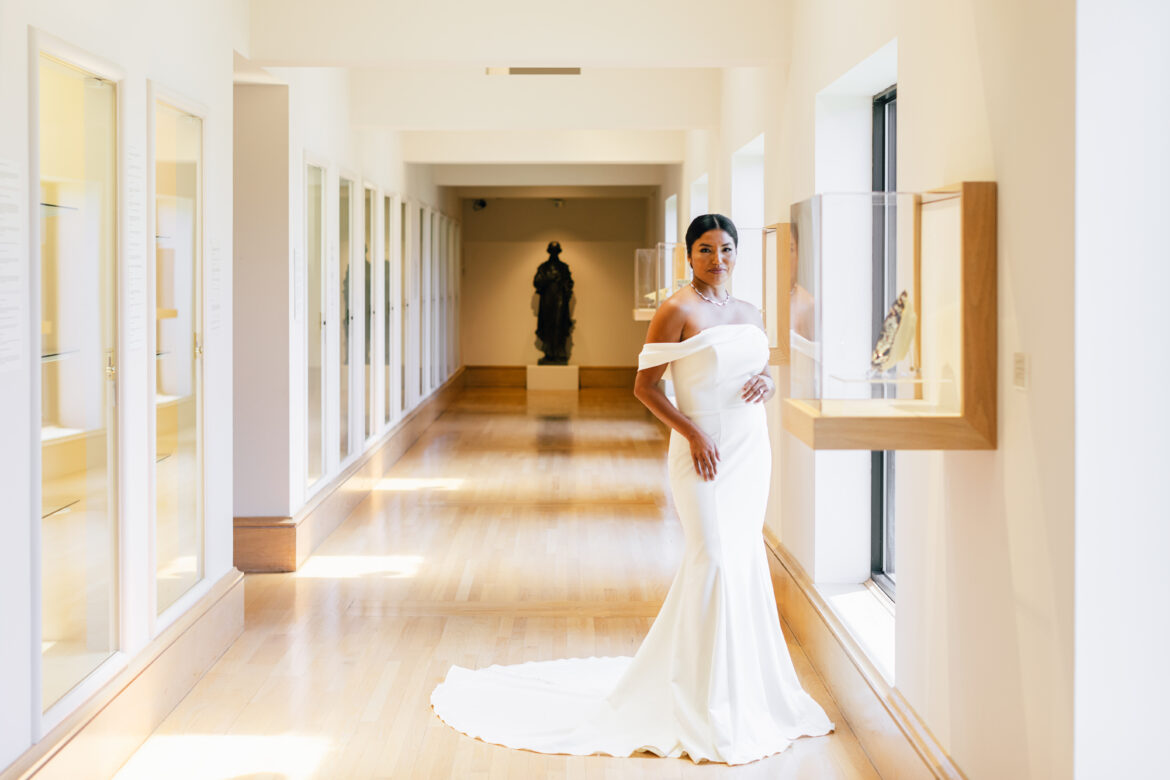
[763,528,965,780]
[463,365,525,387]
[233,368,466,572]
[5,569,245,780]
[464,365,636,389]
[578,367,636,388]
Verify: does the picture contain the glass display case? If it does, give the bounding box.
[633,242,689,321]
[782,182,997,450]
[306,165,325,487]
[38,52,119,710]
[153,99,204,616]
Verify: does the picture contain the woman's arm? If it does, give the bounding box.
[738,303,775,404]
[741,367,776,404]
[633,302,721,481]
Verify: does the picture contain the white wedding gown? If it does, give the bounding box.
[430,323,834,765]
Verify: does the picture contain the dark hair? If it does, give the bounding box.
[685,213,738,256]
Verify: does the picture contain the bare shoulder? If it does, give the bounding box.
[644,293,691,344]
[734,298,765,329]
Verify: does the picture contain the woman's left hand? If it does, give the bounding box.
[741,371,775,404]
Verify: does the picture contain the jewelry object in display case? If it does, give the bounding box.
[869,290,917,375]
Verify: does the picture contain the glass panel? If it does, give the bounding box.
[383,197,392,423]
[338,178,352,459]
[432,215,439,386]
[789,190,961,415]
[418,208,424,397]
[306,165,325,486]
[39,53,118,709]
[154,101,203,615]
[400,201,408,411]
[363,188,374,440]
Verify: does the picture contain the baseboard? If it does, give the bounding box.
[463,365,525,387]
[464,365,635,389]
[5,569,245,780]
[578,367,636,388]
[233,368,466,572]
[763,528,965,780]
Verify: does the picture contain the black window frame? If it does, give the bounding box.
[870,85,897,601]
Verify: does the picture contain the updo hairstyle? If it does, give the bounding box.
[684,213,739,257]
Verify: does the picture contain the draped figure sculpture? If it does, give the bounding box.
[532,241,574,364]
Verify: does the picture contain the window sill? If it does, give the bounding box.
[814,579,895,685]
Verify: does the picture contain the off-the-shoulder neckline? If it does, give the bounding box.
[643,322,765,347]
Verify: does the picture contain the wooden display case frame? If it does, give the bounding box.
[781,181,997,450]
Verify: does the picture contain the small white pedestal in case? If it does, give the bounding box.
[526,364,579,390]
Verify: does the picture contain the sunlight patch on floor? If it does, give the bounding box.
[114,734,330,779]
[293,554,424,579]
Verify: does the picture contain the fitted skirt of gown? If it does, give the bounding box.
[430,324,834,765]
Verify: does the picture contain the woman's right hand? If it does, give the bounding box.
[688,429,721,481]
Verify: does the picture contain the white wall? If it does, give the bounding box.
[433,164,669,188]
[233,65,455,516]
[350,67,720,131]
[1074,1,1170,776]
[0,0,240,768]
[399,130,686,165]
[686,0,1076,776]
[233,84,290,517]
[248,0,784,68]
[461,197,649,367]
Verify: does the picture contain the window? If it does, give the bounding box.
[871,85,897,599]
[689,174,709,221]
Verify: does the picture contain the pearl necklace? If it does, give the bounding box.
[690,281,731,307]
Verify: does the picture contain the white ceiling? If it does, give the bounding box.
[246,0,787,69]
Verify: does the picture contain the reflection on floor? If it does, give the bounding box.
[116,388,878,779]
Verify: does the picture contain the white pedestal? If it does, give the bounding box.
[526,364,579,390]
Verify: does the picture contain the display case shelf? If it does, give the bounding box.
[781,181,997,450]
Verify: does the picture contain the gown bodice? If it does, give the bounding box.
[637,324,770,417]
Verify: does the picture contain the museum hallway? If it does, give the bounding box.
[113,388,877,779]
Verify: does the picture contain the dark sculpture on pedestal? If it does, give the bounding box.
[533,241,575,365]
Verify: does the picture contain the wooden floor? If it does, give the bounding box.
[115,388,880,780]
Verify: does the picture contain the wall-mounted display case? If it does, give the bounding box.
[782,182,997,450]
[37,52,119,711]
[633,242,688,321]
[153,98,204,617]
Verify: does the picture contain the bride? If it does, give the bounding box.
[431,214,834,765]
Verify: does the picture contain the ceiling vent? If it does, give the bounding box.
[485,67,582,76]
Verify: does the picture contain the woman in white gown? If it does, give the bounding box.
[431,214,834,765]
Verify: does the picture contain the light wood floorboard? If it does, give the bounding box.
[116,388,880,779]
